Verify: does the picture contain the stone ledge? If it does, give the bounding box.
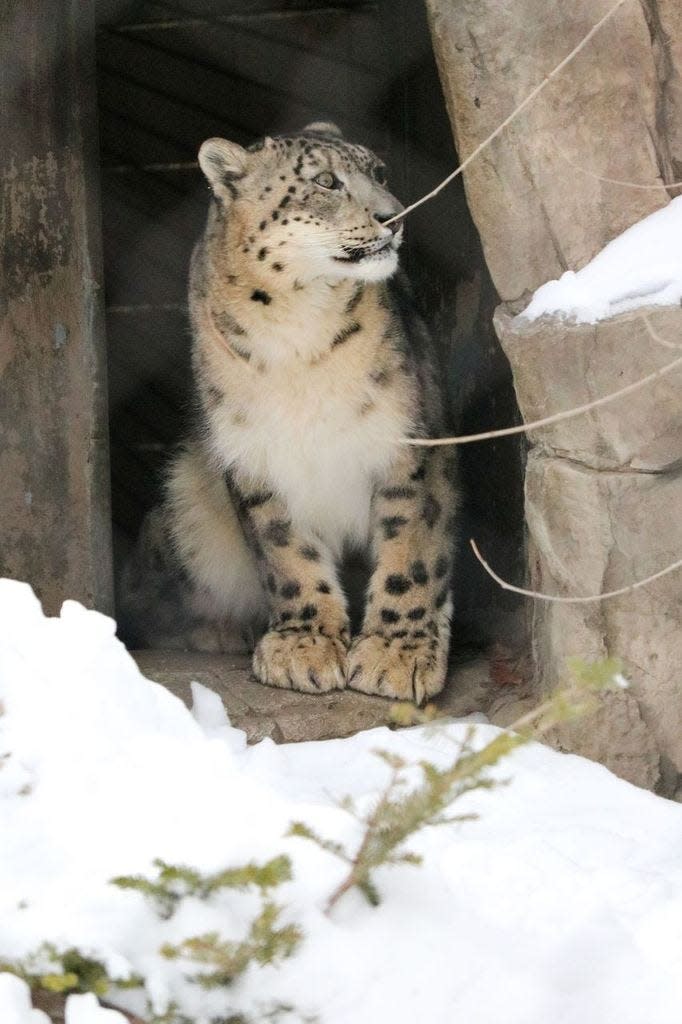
[132,650,497,744]
[524,450,682,790]
[495,304,682,472]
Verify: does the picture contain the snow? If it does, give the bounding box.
[2,578,682,1024]
[0,974,49,1024]
[521,195,682,323]
[0,981,130,1024]
[65,994,129,1024]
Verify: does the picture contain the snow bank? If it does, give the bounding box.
[65,993,129,1024]
[0,974,49,1024]
[2,578,682,1024]
[521,195,682,322]
[0,976,128,1024]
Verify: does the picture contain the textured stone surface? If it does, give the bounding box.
[495,304,682,471]
[426,0,670,301]
[525,451,682,789]
[133,651,496,744]
[425,0,682,790]
[498,303,682,790]
[546,691,661,792]
[656,0,682,181]
[0,1,112,616]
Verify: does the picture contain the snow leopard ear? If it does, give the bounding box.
[198,138,248,199]
[302,121,344,139]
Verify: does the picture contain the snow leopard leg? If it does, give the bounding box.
[347,447,458,704]
[226,472,351,693]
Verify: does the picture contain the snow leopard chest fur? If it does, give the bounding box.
[195,280,416,554]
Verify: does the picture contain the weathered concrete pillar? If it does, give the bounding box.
[0,1,113,616]
[426,0,682,788]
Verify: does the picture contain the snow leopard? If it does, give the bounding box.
[121,122,458,704]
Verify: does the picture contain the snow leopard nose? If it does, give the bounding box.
[374,211,402,235]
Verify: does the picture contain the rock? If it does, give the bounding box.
[495,302,681,791]
[655,1,682,179]
[425,0,682,789]
[132,651,496,745]
[545,690,661,792]
[133,651,393,743]
[525,450,682,789]
[495,304,682,471]
[425,0,670,301]
[487,695,537,729]
[496,302,681,788]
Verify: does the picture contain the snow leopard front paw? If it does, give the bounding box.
[346,633,447,705]
[252,629,347,693]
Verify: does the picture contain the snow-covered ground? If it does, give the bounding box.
[2,577,682,1024]
[521,194,682,323]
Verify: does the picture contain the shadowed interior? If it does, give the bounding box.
[96,0,525,653]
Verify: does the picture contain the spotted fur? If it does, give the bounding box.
[122,123,459,703]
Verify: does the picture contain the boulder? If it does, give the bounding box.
[656,0,682,179]
[425,0,682,789]
[495,304,682,471]
[132,651,495,745]
[525,450,682,789]
[425,0,670,301]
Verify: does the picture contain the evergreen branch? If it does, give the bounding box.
[287,822,352,862]
[161,900,301,988]
[111,855,293,919]
[0,943,142,998]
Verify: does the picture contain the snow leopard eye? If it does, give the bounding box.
[313,171,342,190]
[372,164,387,186]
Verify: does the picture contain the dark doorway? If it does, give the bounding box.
[96,0,524,652]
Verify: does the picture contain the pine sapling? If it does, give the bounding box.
[0,942,142,998]
[112,855,302,989]
[160,900,301,988]
[110,854,293,920]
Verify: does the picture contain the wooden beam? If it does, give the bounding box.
[0,0,113,615]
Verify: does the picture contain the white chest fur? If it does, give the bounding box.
[205,346,412,555]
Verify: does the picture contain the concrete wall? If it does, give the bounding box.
[0,0,113,615]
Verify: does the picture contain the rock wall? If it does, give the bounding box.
[427,1,682,789]
[425,0,674,304]
[653,0,682,179]
[497,305,682,790]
